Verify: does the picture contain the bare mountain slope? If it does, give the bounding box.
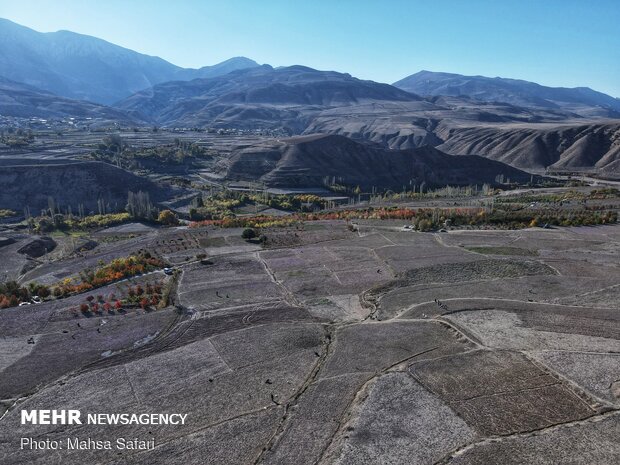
[303,100,620,176]
[225,134,533,189]
[115,65,420,131]
[436,123,620,173]
[0,158,175,213]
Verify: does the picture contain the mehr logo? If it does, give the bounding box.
[21,410,82,425]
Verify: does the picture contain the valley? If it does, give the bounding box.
[1,11,619,465]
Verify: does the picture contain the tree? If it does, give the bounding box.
[36,218,54,233]
[102,134,123,152]
[158,210,179,225]
[126,191,154,220]
[241,228,257,240]
[416,219,432,232]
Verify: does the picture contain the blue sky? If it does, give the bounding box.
[1,0,619,96]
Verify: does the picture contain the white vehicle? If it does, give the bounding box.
[18,302,32,306]
[163,267,174,275]
[31,296,43,304]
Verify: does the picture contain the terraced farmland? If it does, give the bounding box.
[0,219,619,464]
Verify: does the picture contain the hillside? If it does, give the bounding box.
[0,76,138,122]
[225,134,533,189]
[0,158,175,212]
[0,18,259,104]
[303,100,620,176]
[394,71,620,118]
[116,65,420,131]
[436,122,620,174]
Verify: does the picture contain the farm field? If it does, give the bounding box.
[0,217,619,465]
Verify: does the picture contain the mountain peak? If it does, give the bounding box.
[0,18,260,104]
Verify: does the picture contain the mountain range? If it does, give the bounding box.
[1,18,619,177]
[0,18,259,104]
[394,70,620,118]
[116,65,419,131]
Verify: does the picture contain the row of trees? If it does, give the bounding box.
[26,191,178,233]
[0,253,166,309]
[74,281,165,316]
[0,281,50,309]
[191,205,618,232]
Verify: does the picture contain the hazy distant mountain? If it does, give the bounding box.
[226,133,533,189]
[173,57,260,81]
[394,71,620,118]
[0,18,259,104]
[116,65,420,131]
[0,76,138,122]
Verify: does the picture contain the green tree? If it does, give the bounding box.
[241,228,257,240]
